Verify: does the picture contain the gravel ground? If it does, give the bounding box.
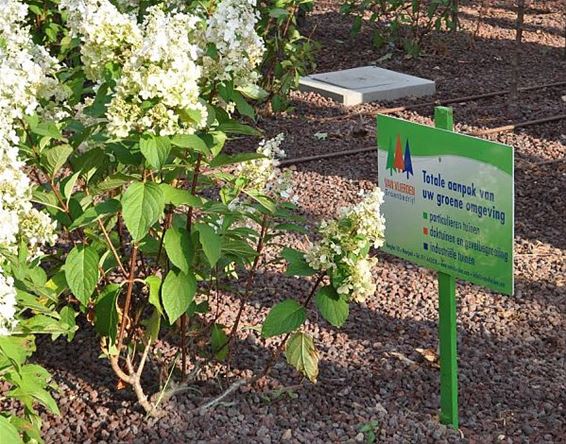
[10,1,566,443]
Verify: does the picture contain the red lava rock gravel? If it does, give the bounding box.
[3,1,565,443]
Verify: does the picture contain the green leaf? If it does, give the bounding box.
[0,415,23,444]
[216,122,261,136]
[195,223,221,267]
[281,248,317,276]
[171,134,210,155]
[179,108,203,126]
[96,173,136,191]
[122,182,164,241]
[237,84,269,101]
[285,332,319,383]
[209,152,265,168]
[84,82,111,117]
[269,8,289,19]
[30,120,63,140]
[41,144,73,176]
[262,299,306,338]
[232,91,255,119]
[95,284,120,344]
[139,134,171,170]
[160,183,203,207]
[64,245,99,305]
[244,190,276,213]
[59,306,78,341]
[145,275,162,314]
[162,269,196,324]
[164,226,192,274]
[0,336,33,372]
[211,323,229,361]
[144,308,161,341]
[62,171,81,204]
[68,199,120,230]
[314,286,349,328]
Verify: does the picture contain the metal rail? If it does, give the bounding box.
[281,114,566,167]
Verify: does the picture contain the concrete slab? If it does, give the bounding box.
[299,66,435,106]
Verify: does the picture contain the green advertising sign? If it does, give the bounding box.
[377,114,514,295]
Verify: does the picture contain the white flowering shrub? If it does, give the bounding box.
[0,1,78,441]
[1,0,384,438]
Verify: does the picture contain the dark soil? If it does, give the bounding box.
[19,1,566,443]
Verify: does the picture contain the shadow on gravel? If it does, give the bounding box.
[456,9,566,38]
[30,252,565,442]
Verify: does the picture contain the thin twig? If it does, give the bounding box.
[117,245,139,351]
[252,273,325,384]
[223,214,270,355]
[97,219,128,277]
[197,379,247,413]
[181,152,203,380]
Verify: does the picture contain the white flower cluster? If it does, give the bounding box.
[60,0,142,82]
[234,133,296,202]
[205,0,266,88]
[107,6,207,137]
[305,188,386,302]
[61,0,266,138]
[0,268,17,336]
[0,0,59,334]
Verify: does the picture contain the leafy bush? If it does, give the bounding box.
[257,0,318,111]
[341,0,458,55]
[1,0,385,439]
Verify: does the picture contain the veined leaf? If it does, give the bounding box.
[162,269,196,324]
[139,134,171,170]
[95,284,120,344]
[122,182,164,241]
[281,247,317,277]
[64,245,99,306]
[211,323,229,361]
[262,299,306,338]
[171,134,210,155]
[41,144,73,176]
[0,415,21,444]
[68,199,120,230]
[145,275,162,314]
[216,122,261,136]
[237,84,269,101]
[314,286,349,328]
[285,332,319,383]
[164,226,193,274]
[160,183,203,207]
[195,223,221,267]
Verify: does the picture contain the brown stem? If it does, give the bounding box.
[97,219,128,277]
[117,245,139,352]
[180,152,203,379]
[116,214,127,257]
[195,273,325,412]
[186,153,203,232]
[223,214,270,355]
[50,179,69,213]
[110,342,160,417]
[252,273,325,384]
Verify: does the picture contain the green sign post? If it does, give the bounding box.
[377,107,514,428]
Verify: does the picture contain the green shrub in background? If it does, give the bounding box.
[341,0,458,56]
[258,0,318,111]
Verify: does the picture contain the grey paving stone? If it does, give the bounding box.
[299,66,435,106]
